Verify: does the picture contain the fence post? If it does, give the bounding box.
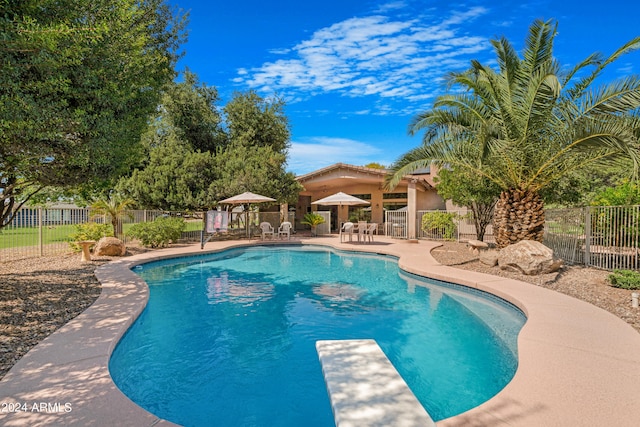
[584,207,591,267]
[38,207,44,256]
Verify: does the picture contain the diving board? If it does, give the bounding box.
[316,339,435,427]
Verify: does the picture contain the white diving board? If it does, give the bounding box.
[316,339,436,427]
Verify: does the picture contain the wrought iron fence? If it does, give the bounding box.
[544,206,639,270]
[4,204,638,270]
[385,205,639,270]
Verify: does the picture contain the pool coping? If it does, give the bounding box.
[1,237,640,426]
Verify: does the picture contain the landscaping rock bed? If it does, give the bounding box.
[431,241,640,334]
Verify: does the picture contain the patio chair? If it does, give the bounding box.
[278,221,292,240]
[340,222,354,242]
[259,222,275,240]
[357,221,367,242]
[364,223,378,243]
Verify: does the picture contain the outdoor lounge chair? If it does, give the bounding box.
[259,222,275,240]
[278,221,292,240]
[340,222,354,242]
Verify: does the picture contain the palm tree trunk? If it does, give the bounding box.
[493,188,545,248]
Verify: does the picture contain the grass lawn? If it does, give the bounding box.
[0,220,203,250]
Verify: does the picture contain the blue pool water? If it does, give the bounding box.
[109,246,525,426]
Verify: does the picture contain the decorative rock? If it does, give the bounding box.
[479,250,499,267]
[94,237,126,257]
[468,239,489,255]
[498,240,563,275]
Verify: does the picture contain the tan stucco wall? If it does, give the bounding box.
[296,164,445,233]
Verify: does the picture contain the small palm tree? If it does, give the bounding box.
[388,19,640,247]
[301,212,325,237]
[90,195,136,238]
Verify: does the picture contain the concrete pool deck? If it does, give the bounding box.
[1,236,640,426]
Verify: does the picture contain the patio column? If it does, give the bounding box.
[407,179,417,241]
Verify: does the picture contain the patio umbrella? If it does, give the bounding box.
[219,191,276,238]
[312,192,370,232]
[311,192,370,207]
[219,191,276,205]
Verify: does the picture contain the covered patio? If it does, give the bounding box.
[294,163,445,238]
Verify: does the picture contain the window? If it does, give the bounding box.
[350,194,371,200]
[383,193,407,200]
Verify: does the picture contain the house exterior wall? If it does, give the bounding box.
[295,163,445,233]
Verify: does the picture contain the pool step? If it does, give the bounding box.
[316,339,436,427]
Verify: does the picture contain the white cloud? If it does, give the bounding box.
[374,1,408,13]
[234,6,491,114]
[288,137,392,174]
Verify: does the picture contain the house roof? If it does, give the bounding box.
[296,163,434,193]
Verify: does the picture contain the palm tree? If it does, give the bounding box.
[388,19,640,247]
[90,195,136,238]
[301,212,325,237]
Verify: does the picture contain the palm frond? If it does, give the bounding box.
[578,76,640,115]
[565,36,640,99]
[520,19,557,78]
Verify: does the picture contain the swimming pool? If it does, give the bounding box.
[109,245,525,426]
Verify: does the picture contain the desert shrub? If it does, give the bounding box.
[608,269,640,290]
[68,222,113,252]
[127,217,185,248]
[421,211,458,241]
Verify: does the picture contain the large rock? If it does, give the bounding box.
[479,250,499,267]
[498,240,563,275]
[94,237,126,256]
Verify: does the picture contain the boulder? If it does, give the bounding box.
[479,250,499,267]
[94,236,126,257]
[498,240,563,275]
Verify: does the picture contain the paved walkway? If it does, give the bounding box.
[1,236,640,426]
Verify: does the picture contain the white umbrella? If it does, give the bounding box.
[311,192,370,207]
[219,192,276,237]
[312,192,370,233]
[219,191,276,205]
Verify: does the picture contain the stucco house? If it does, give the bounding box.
[293,163,446,238]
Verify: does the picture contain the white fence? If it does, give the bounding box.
[384,211,407,238]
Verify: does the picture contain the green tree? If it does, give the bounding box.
[157,70,226,153]
[223,90,290,153]
[434,167,500,241]
[364,162,386,169]
[388,19,640,247]
[119,86,301,209]
[118,130,219,210]
[590,180,640,206]
[0,0,186,229]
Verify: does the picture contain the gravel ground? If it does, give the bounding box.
[1,241,638,379]
[0,246,151,379]
[430,242,640,334]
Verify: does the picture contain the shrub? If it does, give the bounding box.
[421,211,458,241]
[301,212,325,236]
[68,222,113,252]
[127,217,185,248]
[608,269,640,290]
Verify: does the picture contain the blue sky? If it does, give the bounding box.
[168,0,640,175]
